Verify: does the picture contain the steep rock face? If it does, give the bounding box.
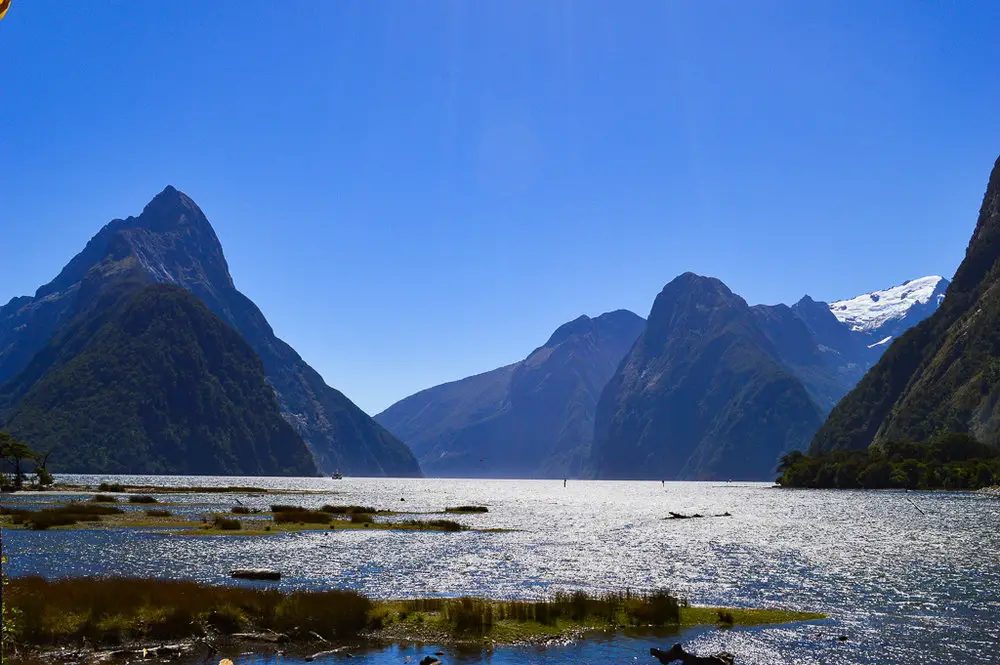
[0,187,419,476]
[2,277,316,476]
[376,310,645,477]
[589,274,824,481]
[811,156,1000,452]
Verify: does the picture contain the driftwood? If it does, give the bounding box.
[231,632,288,643]
[665,511,732,520]
[230,569,281,581]
[304,646,353,661]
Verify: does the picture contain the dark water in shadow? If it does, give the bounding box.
[4,476,999,664]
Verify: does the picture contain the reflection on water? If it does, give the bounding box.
[4,475,1000,664]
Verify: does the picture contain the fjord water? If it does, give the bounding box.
[5,477,999,665]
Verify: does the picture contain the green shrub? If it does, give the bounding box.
[349,513,374,524]
[128,495,158,504]
[716,609,734,625]
[231,506,252,514]
[145,509,172,517]
[213,517,242,531]
[89,494,119,503]
[98,482,125,492]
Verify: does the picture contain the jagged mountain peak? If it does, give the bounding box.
[0,188,421,477]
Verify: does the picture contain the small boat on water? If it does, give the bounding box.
[331,471,343,480]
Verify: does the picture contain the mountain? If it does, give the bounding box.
[589,273,825,481]
[811,156,1000,453]
[376,310,645,477]
[828,276,949,349]
[1,273,316,475]
[0,187,420,477]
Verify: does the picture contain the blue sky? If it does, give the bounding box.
[2,1,999,414]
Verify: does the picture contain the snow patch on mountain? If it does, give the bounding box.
[867,335,893,349]
[829,276,947,333]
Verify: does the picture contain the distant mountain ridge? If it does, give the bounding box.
[379,269,945,481]
[376,310,645,477]
[0,187,420,477]
[812,155,1000,453]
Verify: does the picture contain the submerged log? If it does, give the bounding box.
[665,511,732,520]
[651,644,735,664]
[230,568,281,581]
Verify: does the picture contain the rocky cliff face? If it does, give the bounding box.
[376,310,645,477]
[812,156,1000,452]
[0,187,420,476]
[589,273,825,481]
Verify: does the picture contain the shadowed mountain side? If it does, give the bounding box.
[377,310,645,477]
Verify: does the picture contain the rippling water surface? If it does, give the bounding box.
[4,476,999,664]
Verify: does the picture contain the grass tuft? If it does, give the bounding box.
[89,494,119,503]
[127,495,158,504]
[321,504,379,514]
[212,517,242,531]
[445,506,489,514]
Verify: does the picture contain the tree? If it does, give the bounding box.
[0,433,38,490]
[32,451,53,488]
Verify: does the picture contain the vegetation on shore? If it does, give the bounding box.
[777,432,1000,490]
[445,505,489,513]
[0,501,479,535]
[0,433,53,492]
[3,577,824,652]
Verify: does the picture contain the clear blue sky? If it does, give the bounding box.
[2,1,999,414]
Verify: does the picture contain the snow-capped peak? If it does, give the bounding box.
[829,276,948,333]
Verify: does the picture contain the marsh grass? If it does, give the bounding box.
[6,577,371,646]
[1,503,124,530]
[98,483,125,492]
[231,506,260,515]
[144,509,172,518]
[89,495,119,503]
[127,495,158,504]
[212,517,242,531]
[273,510,331,525]
[445,506,489,514]
[349,513,375,524]
[403,519,466,532]
[393,590,682,635]
[321,504,380,515]
[5,578,823,650]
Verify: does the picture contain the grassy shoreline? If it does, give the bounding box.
[0,498,507,535]
[2,577,826,657]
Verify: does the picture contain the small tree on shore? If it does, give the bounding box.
[0,433,46,490]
